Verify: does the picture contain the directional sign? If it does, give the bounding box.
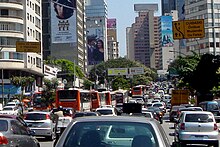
[184,19,205,39]
[107,68,128,76]
[129,67,144,75]
[172,19,205,39]
[16,41,41,53]
[172,20,184,39]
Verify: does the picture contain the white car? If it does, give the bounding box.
[0,106,20,115]
[96,107,117,116]
[128,99,137,103]
[173,111,219,147]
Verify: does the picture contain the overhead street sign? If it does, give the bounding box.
[107,68,128,76]
[172,20,184,39]
[16,42,41,53]
[172,19,205,39]
[129,67,144,75]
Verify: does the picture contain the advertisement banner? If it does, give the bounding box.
[87,25,104,65]
[161,16,174,47]
[107,18,116,29]
[51,0,77,43]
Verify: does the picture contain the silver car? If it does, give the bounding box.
[55,116,171,147]
[172,111,219,147]
[24,111,55,141]
[0,118,39,147]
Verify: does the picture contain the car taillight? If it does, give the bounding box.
[180,123,185,130]
[214,123,218,130]
[0,136,8,145]
[46,114,50,119]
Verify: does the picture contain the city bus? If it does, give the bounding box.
[32,91,48,110]
[56,89,81,111]
[110,91,116,106]
[132,85,147,97]
[114,89,129,105]
[98,91,112,106]
[90,90,100,111]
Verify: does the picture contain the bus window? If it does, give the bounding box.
[58,90,77,102]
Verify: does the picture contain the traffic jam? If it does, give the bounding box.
[0,83,220,147]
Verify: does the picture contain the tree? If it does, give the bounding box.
[10,76,35,100]
[41,78,58,107]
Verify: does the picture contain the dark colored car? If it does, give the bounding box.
[146,107,164,124]
[199,101,220,122]
[169,106,185,122]
[0,117,39,147]
[55,116,171,147]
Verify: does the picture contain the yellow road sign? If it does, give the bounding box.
[184,19,205,39]
[172,20,184,39]
[172,19,205,39]
[107,68,128,76]
[16,42,41,53]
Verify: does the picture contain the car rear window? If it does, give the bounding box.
[3,107,13,111]
[185,114,214,122]
[25,113,47,120]
[96,110,113,115]
[0,120,8,131]
[153,104,163,107]
[64,122,159,147]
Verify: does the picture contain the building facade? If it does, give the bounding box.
[42,0,87,72]
[126,4,159,69]
[107,18,119,60]
[0,0,44,98]
[85,0,107,68]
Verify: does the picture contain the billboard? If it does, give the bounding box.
[161,16,174,47]
[107,19,116,29]
[51,0,77,43]
[87,18,105,65]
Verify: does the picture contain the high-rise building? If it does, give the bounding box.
[126,4,159,69]
[0,0,44,97]
[107,18,119,60]
[85,0,107,67]
[161,0,177,15]
[42,0,87,72]
[184,0,219,55]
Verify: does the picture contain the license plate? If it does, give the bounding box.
[195,135,204,138]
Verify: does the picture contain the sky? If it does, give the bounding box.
[106,0,161,57]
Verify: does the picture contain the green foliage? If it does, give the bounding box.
[112,76,130,91]
[41,78,58,106]
[83,78,93,90]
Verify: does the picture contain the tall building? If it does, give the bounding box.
[42,0,87,72]
[161,0,177,15]
[126,4,159,69]
[184,0,219,55]
[0,0,44,98]
[85,0,107,67]
[154,16,162,69]
[107,18,119,60]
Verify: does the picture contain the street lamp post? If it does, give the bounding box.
[0,47,4,106]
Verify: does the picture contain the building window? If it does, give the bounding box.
[1,9,8,16]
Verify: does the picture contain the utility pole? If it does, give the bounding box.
[73,60,76,88]
[0,47,4,106]
[212,0,216,55]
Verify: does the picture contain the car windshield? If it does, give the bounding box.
[0,120,8,131]
[153,104,163,107]
[6,104,16,106]
[25,113,47,120]
[185,114,214,122]
[96,110,113,115]
[64,121,159,147]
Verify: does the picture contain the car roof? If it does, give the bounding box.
[25,111,50,114]
[3,106,15,108]
[182,111,213,115]
[73,116,156,123]
[96,107,115,110]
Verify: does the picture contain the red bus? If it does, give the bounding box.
[98,91,112,106]
[132,85,147,97]
[32,91,48,110]
[114,89,129,104]
[110,91,116,106]
[56,89,81,111]
[90,90,100,111]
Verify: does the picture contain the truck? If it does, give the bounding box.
[171,90,189,106]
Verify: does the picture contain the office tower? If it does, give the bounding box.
[85,0,107,67]
[42,0,87,72]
